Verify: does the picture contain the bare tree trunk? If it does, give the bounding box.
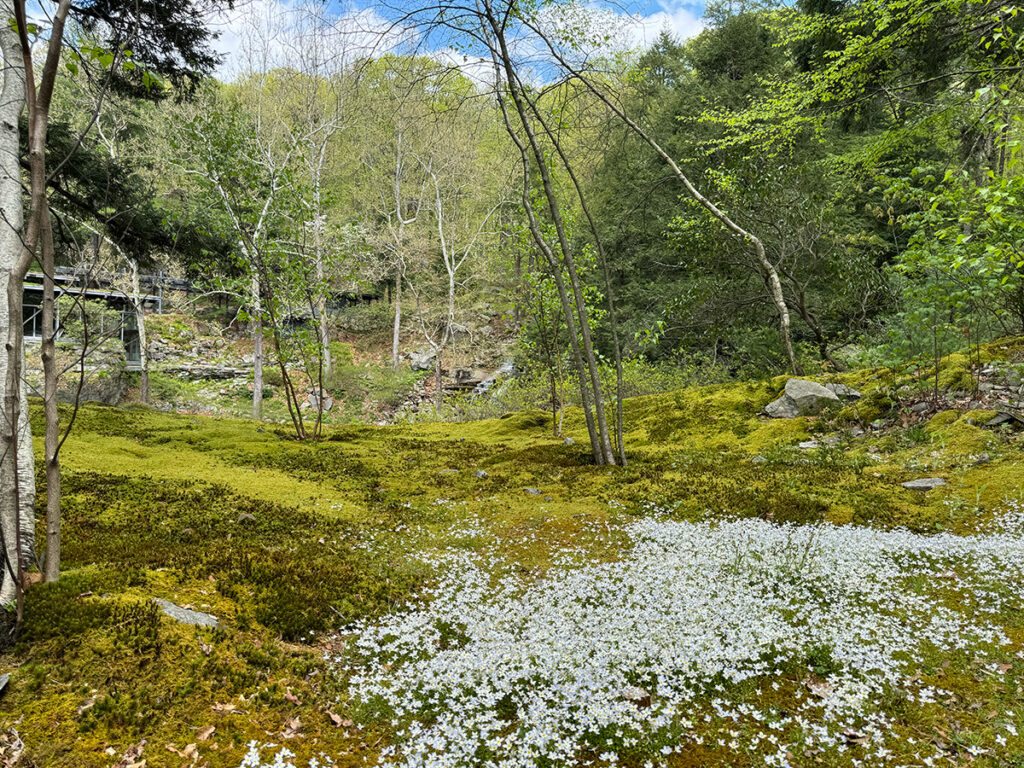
[251,272,263,420]
[0,0,33,610]
[434,347,443,412]
[392,268,402,371]
[130,260,150,403]
[317,267,330,375]
[482,7,611,464]
[40,200,60,583]
[526,100,628,464]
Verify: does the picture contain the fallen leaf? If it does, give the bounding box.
[197,726,215,741]
[282,717,302,739]
[327,711,352,728]
[211,702,237,713]
[284,689,302,706]
[805,677,832,698]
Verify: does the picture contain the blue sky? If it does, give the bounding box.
[210,0,708,76]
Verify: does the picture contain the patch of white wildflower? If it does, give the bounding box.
[338,517,1024,768]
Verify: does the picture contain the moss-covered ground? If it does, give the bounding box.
[3,341,1024,767]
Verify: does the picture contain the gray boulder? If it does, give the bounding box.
[153,598,219,628]
[408,349,437,372]
[901,478,946,491]
[764,395,801,419]
[765,379,841,418]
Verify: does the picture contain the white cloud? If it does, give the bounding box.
[632,3,706,45]
[209,0,417,80]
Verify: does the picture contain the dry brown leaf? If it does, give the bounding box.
[197,725,215,741]
[327,711,352,728]
[805,677,832,698]
[282,717,302,739]
[284,689,302,706]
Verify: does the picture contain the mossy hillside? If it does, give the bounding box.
[5,351,1024,767]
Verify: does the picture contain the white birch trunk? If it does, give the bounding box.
[251,272,263,420]
[0,3,34,606]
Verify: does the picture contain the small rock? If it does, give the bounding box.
[621,685,651,708]
[408,349,437,372]
[153,598,219,628]
[798,440,820,449]
[850,426,865,437]
[751,455,767,464]
[974,453,991,465]
[524,488,542,496]
[563,437,575,446]
[870,419,886,429]
[901,478,946,491]
[475,470,489,479]
[908,402,928,413]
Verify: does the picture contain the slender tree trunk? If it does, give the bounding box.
[0,1,32,607]
[528,101,628,464]
[251,272,263,420]
[434,348,443,412]
[40,201,60,583]
[130,260,150,403]
[482,9,610,464]
[392,268,403,371]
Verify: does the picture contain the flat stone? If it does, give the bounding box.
[563,437,575,446]
[901,478,946,491]
[524,488,542,496]
[475,470,489,479]
[798,440,820,450]
[908,402,928,413]
[153,598,219,628]
[751,455,767,464]
[985,411,1024,428]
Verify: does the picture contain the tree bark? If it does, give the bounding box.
[130,260,150,403]
[251,272,263,420]
[0,0,33,607]
[40,199,60,583]
[392,268,402,371]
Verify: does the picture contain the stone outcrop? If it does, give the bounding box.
[765,379,841,418]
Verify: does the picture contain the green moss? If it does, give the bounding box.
[8,356,1024,766]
